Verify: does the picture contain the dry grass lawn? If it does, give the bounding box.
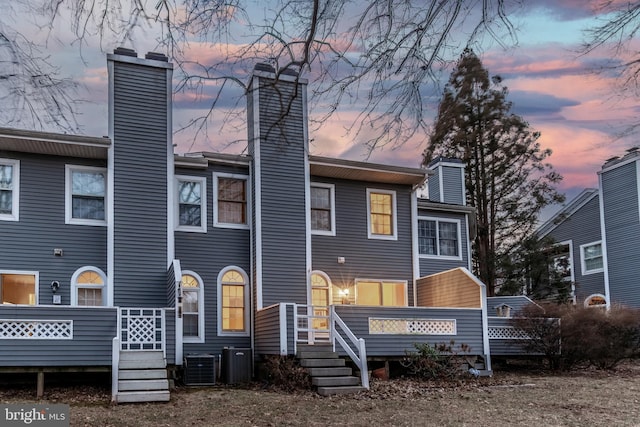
[2,363,640,426]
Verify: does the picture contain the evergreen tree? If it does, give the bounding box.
[423,49,564,296]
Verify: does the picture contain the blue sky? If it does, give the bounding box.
[6,0,639,212]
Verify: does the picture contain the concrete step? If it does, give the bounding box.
[300,358,345,368]
[119,350,165,362]
[119,369,167,380]
[116,390,170,403]
[306,367,352,377]
[317,386,365,396]
[312,376,360,387]
[118,379,169,392]
[119,359,166,370]
[296,343,334,352]
[297,351,338,359]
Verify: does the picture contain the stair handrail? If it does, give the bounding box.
[329,306,369,389]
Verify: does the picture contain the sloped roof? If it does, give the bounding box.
[536,188,599,238]
[0,127,110,159]
[309,155,429,186]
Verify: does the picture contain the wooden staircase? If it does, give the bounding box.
[116,350,170,403]
[297,343,365,396]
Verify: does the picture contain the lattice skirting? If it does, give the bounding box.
[120,308,164,350]
[369,318,457,335]
[0,319,73,339]
[488,326,530,340]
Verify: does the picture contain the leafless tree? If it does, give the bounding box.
[36,0,519,150]
[580,1,640,138]
[0,20,79,132]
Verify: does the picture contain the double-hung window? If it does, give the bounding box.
[0,159,19,221]
[418,218,461,259]
[176,175,206,232]
[182,272,204,342]
[367,189,397,240]
[214,173,248,228]
[581,241,604,274]
[311,183,335,235]
[66,165,107,225]
[217,267,249,336]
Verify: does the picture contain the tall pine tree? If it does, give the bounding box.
[423,49,564,296]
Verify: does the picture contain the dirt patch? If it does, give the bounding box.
[2,363,640,426]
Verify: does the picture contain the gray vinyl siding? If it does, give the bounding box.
[602,161,640,307]
[417,210,470,277]
[175,164,252,355]
[0,306,117,366]
[254,304,294,356]
[488,317,534,356]
[441,166,464,205]
[111,60,169,307]
[165,308,176,364]
[251,75,308,307]
[427,177,440,202]
[167,261,176,307]
[544,195,604,301]
[311,178,415,305]
[0,152,107,305]
[334,305,484,357]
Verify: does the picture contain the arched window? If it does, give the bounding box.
[310,271,332,331]
[584,294,608,308]
[182,271,204,342]
[217,267,249,336]
[71,267,106,306]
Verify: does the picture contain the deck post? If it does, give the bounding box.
[36,371,44,398]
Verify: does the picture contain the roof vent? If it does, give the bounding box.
[145,51,169,62]
[605,156,620,163]
[280,66,299,77]
[626,146,639,153]
[113,47,137,57]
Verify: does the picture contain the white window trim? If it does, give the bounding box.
[0,158,19,222]
[580,240,604,275]
[354,278,408,307]
[217,266,250,337]
[175,175,207,233]
[310,183,336,236]
[213,172,250,230]
[417,216,463,261]
[552,240,575,283]
[0,270,39,305]
[65,165,107,226]
[182,270,205,343]
[366,188,397,240]
[70,266,107,306]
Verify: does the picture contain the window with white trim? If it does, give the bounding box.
[584,294,607,308]
[311,183,335,235]
[355,279,407,307]
[65,165,107,225]
[0,159,19,221]
[548,242,572,281]
[175,175,206,232]
[217,267,249,336]
[367,189,397,240]
[214,173,249,229]
[580,241,604,274]
[71,267,106,306]
[418,218,461,259]
[182,271,204,342]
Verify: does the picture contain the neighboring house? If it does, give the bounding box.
[0,49,494,402]
[535,147,640,309]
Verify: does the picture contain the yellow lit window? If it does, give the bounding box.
[355,280,406,307]
[221,270,246,332]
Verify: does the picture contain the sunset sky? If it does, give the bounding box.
[10,1,639,214]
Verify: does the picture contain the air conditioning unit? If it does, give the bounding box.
[184,354,216,385]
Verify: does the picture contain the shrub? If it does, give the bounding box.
[400,341,472,380]
[259,355,311,391]
[512,303,640,370]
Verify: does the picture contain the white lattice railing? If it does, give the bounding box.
[0,319,73,339]
[488,326,530,340]
[119,308,165,351]
[368,318,457,335]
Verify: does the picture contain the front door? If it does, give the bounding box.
[310,273,331,337]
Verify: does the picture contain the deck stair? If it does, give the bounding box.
[463,355,492,377]
[297,343,365,396]
[116,350,170,403]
